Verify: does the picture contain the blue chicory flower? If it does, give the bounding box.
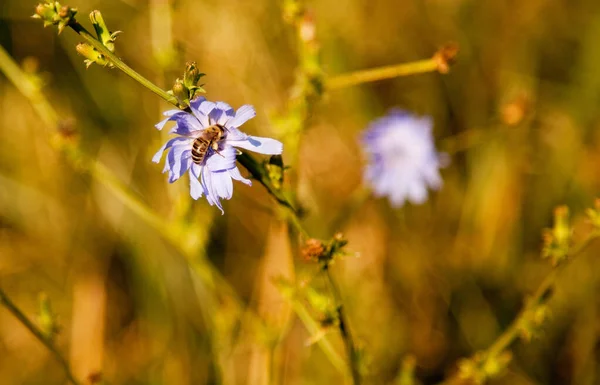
[153,97,283,213]
[362,110,447,207]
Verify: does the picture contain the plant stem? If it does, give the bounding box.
[0,288,81,385]
[325,267,361,385]
[291,298,349,377]
[484,231,600,359]
[68,21,179,106]
[437,230,600,385]
[326,58,438,90]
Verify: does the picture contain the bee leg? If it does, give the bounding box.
[214,150,226,158]
[212,143,225,158]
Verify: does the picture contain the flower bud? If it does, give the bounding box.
[57,5,77,34]
[183,62,202,87]
[266,155,285,190]
[542,205,571,266]
[586,198,600,230]
[76,43,112,68]
[33,3,56,24]
[302,238,325,262]
[433,42,459,74]
[90,10,121,52]
[171,79,189,107]
[298,13,316,43]
[33,2,77,34]
[37,292,61,341]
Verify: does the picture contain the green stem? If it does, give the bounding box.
[291,299,349,378]
[326,58,438,90]
[0,288,81,385]
[68,21,179,106]
[437,230,600,385]
[0,45,58,128]
[236,152,297,213]
[484,231,600,359]
[325,267,361,385]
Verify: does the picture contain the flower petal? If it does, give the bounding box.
[168,113,203,136]
[152,137,190,163]
[210,102,235,126]
[190,96,212,127]
[189,165,205,200]
[155,110,187,130]
[201,166,224,214]
[206,145,237,172]
[228,167,252,186]
[228,105,256,128]
[227,136,283,155]
[407,182,428,204]
[168,148,192,183]
[212,171,233,200]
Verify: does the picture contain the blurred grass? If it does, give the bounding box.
[2,0,600,384]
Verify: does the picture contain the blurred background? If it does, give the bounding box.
[2,0,600,384]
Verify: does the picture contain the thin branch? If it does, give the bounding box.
[325,268,361,385]
[326,59,438,90]
[0,288,81,385]
[437,230,600,385]
[68,21,179,106]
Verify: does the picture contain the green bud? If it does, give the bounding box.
[183,62,204,88]
[90,10,121,52]
[266,155,285,190]
[32,2,77,34]
[171,63,205,105]
[482,351,512,379]
[586,199,600,230]
[37,292,60,341]
[32,3,56,24]
[171,79,189,107]
[76,43,112,68]
[518,302,550,342]
[542,205,572,266]
[282,0,303,24]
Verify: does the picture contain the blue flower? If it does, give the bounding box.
[362,110,447,207]
[153,97,283,213]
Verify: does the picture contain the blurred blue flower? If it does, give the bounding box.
[362,110,447,207]
[153,97,283,213]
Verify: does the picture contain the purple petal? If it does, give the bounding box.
[206,145,237,172]
[215,101,234,113]
[210,103,235,126]
[168,148,192,183]
[201,166,224,214]
[189,164,205,199]
[168,113,203,136]
[224,126,248,141]
[212,171,233,200]
[155,110,187,130]
[227,136,283,155]
[190,97,211,127]
[152,137,190,163]
[407,182,428,204]
[228,105,255,128]
[228,167,252,186]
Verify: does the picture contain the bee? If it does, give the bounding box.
[191,124,226,165]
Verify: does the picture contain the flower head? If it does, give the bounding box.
[362,110,447,207]
[153,97,283,213]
